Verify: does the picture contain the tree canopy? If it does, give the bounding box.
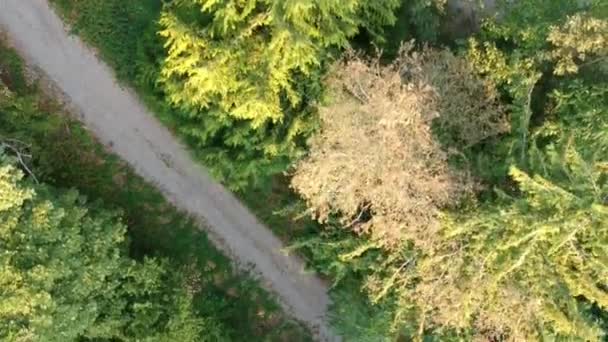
[159,0,400,125]
[291,1,608,340]
[0,154,221,341]
[157,0,401,188]
[291,45,506,248]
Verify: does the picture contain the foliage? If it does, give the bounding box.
[548,13,608,75]
[51,0,161,81]
[292,1,608,340]
[288,228,403,340]
[0,155,217,341]
[159,0,400,125]
[0,42,310,341]
[411,79,608,341]
[404,0,446,42]
[409,44,509,148]
[157,0,401,188]
[466,0,608,167]
[356,0,447,58]
[291,45,505,248]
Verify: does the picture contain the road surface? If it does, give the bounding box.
[0,1,336,340]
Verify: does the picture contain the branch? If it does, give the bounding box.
[344,203,371,229]
[1,139,39,184]
[343,83,369,104]
[520,75,540,164]
[372,257,415,303]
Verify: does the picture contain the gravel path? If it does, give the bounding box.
[0,1,335,340]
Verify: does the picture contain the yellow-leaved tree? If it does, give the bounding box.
[157,0,401,188]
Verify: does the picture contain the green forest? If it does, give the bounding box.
[2,0,608,340]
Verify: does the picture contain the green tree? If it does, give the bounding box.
[466,0,607,165]
[413,80,608,341]
[158,0,400,189]
[0,155,222,341]
[413,4,608,340]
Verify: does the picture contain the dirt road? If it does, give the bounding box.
[0,1,336,340]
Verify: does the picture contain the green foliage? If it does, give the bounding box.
[353,0,447,58]
[482,0,589,52]
[51,0,161,80]
[417,80,608,340]
[467,0,608,169]
[0,156,215,341]
[548,14,608,76]
[428,167,608,340]
[330,284,398,342]
[0,42,310,341]
[159,0,400,124]
[0,45,27,93]
[157,0,401,188]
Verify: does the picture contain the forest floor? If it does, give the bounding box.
[0,1,335,340]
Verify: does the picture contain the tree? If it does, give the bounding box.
[407,6,608,340]
[291,44,505,248]
[466,0,608,165]
[412,79,608,341]
[0,155,222,341]
[548,13,608,75]
[159,0,400,126]
[157,0,401,188]
[292,3,608,339]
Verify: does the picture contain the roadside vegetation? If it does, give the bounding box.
[0,42,310,341]
[8,0,608,340]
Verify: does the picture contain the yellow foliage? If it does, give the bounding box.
[549,14,608,75]
[292,45,506,248]
[0,165,32,212]
[159,0,401,128]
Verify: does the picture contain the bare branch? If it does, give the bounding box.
[1,139,38,184]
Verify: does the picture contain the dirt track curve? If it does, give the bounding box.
[0,1,336,340]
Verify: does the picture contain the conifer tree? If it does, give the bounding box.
[414,79,608,340]
[158,0,400,188]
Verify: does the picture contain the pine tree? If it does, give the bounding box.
[157,0,400,188]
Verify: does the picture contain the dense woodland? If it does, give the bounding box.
[2,0,608,340]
